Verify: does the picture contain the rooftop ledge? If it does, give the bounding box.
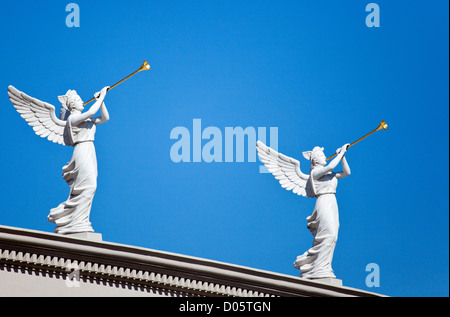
[0,225,385,297]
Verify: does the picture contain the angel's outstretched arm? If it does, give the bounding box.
[70,87,108,126]
[91,102,109,125]
[335,155,351,179]
[312,144,349,180]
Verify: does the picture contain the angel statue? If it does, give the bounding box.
[257,140,351,280]
[8,85,110,234]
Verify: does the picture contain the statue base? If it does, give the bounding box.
[64,232,103,241]
[303,277,343,287]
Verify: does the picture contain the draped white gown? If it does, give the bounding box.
[294,171,340,279]
[48,119,97,234]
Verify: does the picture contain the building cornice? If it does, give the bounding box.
[0,225,384,297]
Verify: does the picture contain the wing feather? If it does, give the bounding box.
[40,129,52,138]
[8,85,68,146]
[257,140,314,198]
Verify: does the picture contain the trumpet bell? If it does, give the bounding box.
[140,61,151,71]
[377,120,388,131]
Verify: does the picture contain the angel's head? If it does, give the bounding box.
[303,146,326,167]
[58,90,84,113]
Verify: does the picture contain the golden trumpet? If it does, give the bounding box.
[83,61,151,106]
[326,120,388,161]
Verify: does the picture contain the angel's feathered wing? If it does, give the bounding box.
[257,141,314,198]
[8,85,69,146]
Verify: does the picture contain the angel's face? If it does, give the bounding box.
[314,152,327,167]
[71,94,84,112]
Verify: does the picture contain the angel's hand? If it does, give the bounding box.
[94,86,109,99]
[100,86,110,96]
[336,144,350,155]
[343,143,350,152]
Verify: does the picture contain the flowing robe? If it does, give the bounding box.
[48,119,97,234]
[294,171,340,279]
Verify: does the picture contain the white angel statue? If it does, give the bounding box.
[257,140,351,279]
[8,85,110,234]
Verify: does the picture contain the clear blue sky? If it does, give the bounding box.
[0,1,448,296]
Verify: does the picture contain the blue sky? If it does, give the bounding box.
[0,1,448,296]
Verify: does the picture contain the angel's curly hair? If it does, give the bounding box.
[302,146,325,166]
[58,90,79,111]
[57,90,80,120]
